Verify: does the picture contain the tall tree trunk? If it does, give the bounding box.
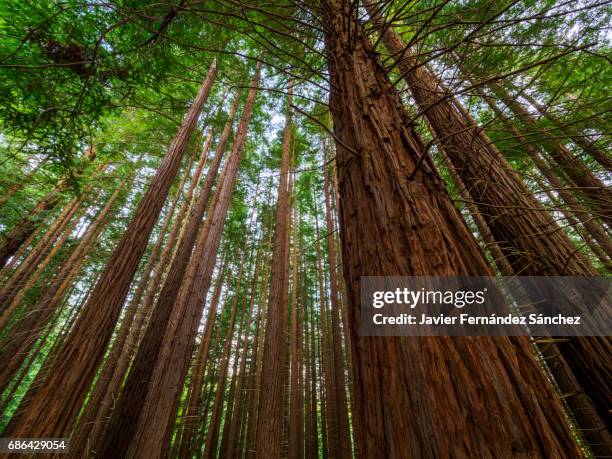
[308,298,320,459]
[483,96,612,261]
[288,198,303,459]
[3,61,216,439]
[323,143,351,457]
[366,5,611,434]
[225,235,266,459]
[255,86,293,459]
[0,176,128,398]
[0,150,98,270]
[68,154,197,457]
[245,258,272,459]
[98,88,240,458]
[177,259,227,459]
[102,61,260,459]
[0,187,63,269]
[203,256,248,459]
[490,82,612,224]
[0,194,83,316]
[521,91,612,171]
[322,2,581,456]
[0,158,47,210]
[314,207,338,459]
[439,143,612,455]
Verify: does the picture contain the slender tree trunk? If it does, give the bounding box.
[316,325,329,459]
[0,177,127,398]
[99,88,240,458]
[0,195,83,316]
[203,258,247,459]
[322,2,581,456]
[68,156,196,458]
[101,61,260,459]
[439,143,612,455]
[521,91,612,171]
[177,260,227,459]
[255,85,293,459]
[484,96,612,261]
[245,259,272,459]
[288,199,303,459]
[323,143,351,457]
[225,236,265,459]
[0,188,63,269]
[309,298,320,459]
[0,158,47,210]
[3,61,216,439]
[314,207,338,459]
[490,82,612,224]
[0,201,84,333]
[0,150,98,270]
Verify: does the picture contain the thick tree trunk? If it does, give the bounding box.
[366,5,612,436]
[255,87,293,459]
[322,2,581,457]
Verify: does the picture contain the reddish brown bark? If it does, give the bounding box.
[315,210,337,458]
[68,156,196,457]
[101,61,260,459]
[0,151,97,270]
[0,158,47,211]
[3,61,216,439]
[0,195,83,318]
[322,2,581,456]
[255,86,293,459]
[177,261,226,459]
[490,82,612,225]
[367,6,611,436]
[225,236,266,459]
[0,188,63,269]
[323,143,351,457]
[98,89,240,458]
[288,199,303,459]
[203,257,247,459]
[0,177,127,399]
[439,144,612,455]
[484,97,612,262]
[245,258,272,459]
[307,297,320,459]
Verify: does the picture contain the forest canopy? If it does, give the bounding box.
[0,0,610,457]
